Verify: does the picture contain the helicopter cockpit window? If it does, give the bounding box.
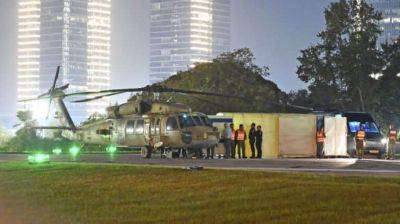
[126,121,135,135]
[166,117,179,131]
[192,116,204,126]
[135,120,144,134]
[200,116,212,127]
[178,114,195,128]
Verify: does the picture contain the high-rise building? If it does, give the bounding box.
[17,0,111,122]
[369,0,400,44]
[149,0,230,83]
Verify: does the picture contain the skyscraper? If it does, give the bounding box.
[17,0,111,122]
[369,0,400,44]
[149,0,230,83]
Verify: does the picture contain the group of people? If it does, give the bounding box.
[316,124,398,159]
[221,123,263,159]
[353,125,398,159]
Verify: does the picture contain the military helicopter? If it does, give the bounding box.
[19,67,241,158]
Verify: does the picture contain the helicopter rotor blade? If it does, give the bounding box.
[44,66,60,119]
[64,87,148,97]
[51,66,61,91]
[18,96,51,102]
[175,92,226,108]
[158,87,243,99]
[63,85,243,100]
[37,91,51,99]
[71,91,125,103]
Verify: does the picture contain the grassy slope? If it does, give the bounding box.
[0,163,400,224]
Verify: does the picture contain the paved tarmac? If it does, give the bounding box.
[2,153,400,176]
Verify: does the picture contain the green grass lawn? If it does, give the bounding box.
[0,163,400,224]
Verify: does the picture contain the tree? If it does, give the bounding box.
[157,48,284,114]
[5,111,38,152]
[0,123,11,149]
[297,0,384,111]
[372,38,400,130]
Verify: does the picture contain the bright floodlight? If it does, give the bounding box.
[31,100,49,120]
[28,153,50,164]
[69,146,80,157]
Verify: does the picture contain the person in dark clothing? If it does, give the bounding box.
[249,123,256,158]
[255,125,263,159]
[206,146,215,159]
[230,123,236,158]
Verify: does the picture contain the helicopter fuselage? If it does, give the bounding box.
[63,112,220,156]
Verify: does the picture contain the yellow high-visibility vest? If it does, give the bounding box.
[237,131,245,141]
[356,130,366,140]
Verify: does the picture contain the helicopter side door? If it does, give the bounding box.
[124,119,146,147]
[149,117,162,147]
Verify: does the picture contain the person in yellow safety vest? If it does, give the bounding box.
[230,123,236,159]
[355,126,366,159]
[235,124,247,159]
[316,128,326,158]
[387,125,397,160]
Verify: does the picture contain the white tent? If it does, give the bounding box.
[324,116,347,156]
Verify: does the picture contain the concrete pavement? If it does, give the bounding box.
[1,153,400,175]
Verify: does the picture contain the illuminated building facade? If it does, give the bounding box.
[17,0,111,122]
[149,0,230,83]
[369,0,400,44]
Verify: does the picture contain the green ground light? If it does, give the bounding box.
[69,146,80,157]
[106,145,117,154]
[28,153,50,164]
[52,148,62,155]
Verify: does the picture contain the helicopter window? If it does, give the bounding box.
[135,120,144,134]
[97,129,111,135]
[166,117,179,131]
[200,116,212,127]
[192,116,204,126]
[126,121,135,134]
[155,118,161,132]
[178,114,195,128]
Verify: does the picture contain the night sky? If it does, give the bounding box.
[0,0,334,119]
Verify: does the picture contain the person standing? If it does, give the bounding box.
[249,123,256,158]
[230,123,236,159]
[316,128,326,158]
[387,125,397,160]
[235,124,247,159]
[222,123,232,159]
[255,125,263,159]
[206,146,215,159]
[355,125,366,159]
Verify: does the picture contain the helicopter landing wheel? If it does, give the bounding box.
[141,146,153,159]
[160,147,166,159]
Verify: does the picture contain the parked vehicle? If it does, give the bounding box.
[341,112,387,159]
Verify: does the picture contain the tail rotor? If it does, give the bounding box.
[18,66,69,120]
